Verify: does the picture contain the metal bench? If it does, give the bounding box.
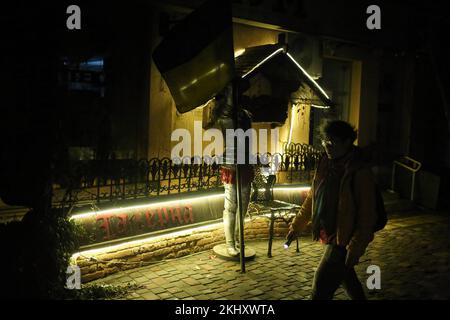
[248,167,300,257]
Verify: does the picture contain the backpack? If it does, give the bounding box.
[351,173,387,232]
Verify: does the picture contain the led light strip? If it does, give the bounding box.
[71,186,310,221]
[71,221,225,259]
[286,52,330,101]
[71,208,303,260]
[242,48,284,78]
[258,186,310,192]
[71,186,310,259]
[287,103,296,146]
[239,49,330,107]
[70,193,224,220]
[311,104,331,109]
[272,186,311,192]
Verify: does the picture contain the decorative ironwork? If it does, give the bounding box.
[53,143,322,208]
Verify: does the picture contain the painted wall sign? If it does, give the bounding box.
[95,205,195,240]
[74,194,224,246]
[73,187,309,247]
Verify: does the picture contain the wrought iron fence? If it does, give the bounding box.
[52,143,322,207]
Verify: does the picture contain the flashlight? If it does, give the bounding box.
[284,233,296,249]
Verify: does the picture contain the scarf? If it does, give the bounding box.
[312,155,346,241]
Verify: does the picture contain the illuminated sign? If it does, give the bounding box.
[73,193,224,246]
[72,186,310,247]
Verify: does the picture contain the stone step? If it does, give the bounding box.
[384,198,416,213]
[381,189,416,213]
[382,190,401,201]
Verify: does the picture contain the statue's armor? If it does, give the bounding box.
[206,88,254,256]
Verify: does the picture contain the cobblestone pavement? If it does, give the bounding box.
[90,210,450,300]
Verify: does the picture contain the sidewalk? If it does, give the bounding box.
[90,210,450,300]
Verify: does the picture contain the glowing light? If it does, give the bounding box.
[72,221,225,259]
[70,193,224,220]
[70,185,311,260]
[287,104,296,146]
[311,104,331,109]
[71,184,311,221]
[240,49,331,107]
[258,186,310,192]
[71,207,301,261]
[197,97,215,109]
[234,48,246,58]
[242,48,284,78]
[286,52,330,100]
[273,186,310,192]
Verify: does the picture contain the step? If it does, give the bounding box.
[382,190,401,202]
[384,198,416,213]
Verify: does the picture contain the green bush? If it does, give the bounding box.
[0,207,136,299]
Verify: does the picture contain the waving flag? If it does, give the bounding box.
[152,0,234,113]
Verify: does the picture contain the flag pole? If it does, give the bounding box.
[232,78,246,273]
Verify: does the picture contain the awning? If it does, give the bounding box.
[153,4,334,116]
[235,43,334,108]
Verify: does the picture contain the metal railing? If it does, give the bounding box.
[52,143,322,208]
[389,156,422,201]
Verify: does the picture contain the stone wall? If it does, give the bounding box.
[72,216,293,283]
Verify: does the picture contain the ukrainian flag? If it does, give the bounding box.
[152,0,235,113]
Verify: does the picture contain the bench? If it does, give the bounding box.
[248,167,300,257]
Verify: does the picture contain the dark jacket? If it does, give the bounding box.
[289,147,378,263]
